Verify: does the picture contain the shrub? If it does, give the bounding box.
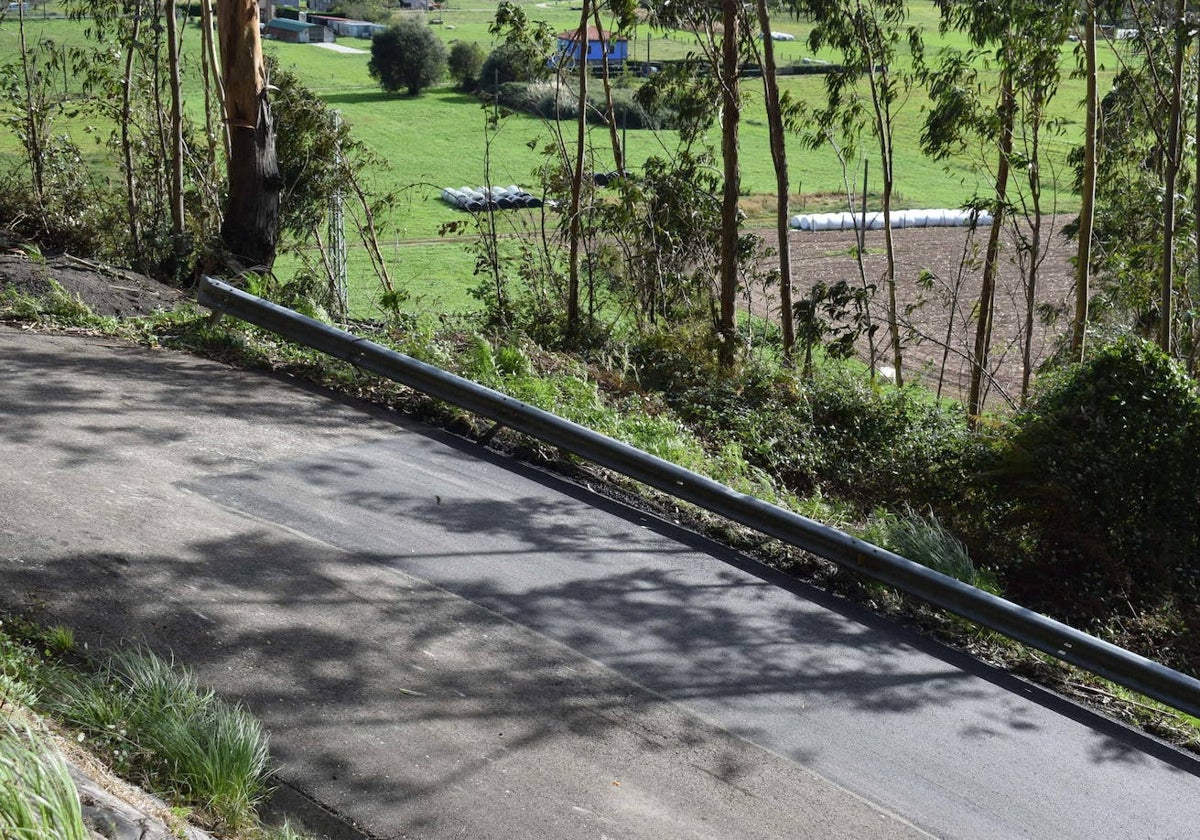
[480,42,549,92]
[984,338,1200,619]
[368,19,447,96]
[800,367,967,508]
[488,80,656,129]
[448,41,487,91]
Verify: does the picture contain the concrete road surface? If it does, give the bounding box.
[1,326,1197,839]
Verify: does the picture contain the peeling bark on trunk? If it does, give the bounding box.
[218,0,280,270]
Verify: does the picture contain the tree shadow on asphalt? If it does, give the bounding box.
[4,330,1199,836]
[0,336,409,467]
[6,517,1200,837]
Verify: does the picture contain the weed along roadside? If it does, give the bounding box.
[0,619,331,840]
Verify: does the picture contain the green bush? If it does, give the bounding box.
[801,367,968,508]
[984,338,1200,618]
[368,20,447,96]
[634,339,968,513]
[480,43,549,91]
[448,41,487,91]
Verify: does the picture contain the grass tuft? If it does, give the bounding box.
[869,505,999,594]
[46,646,271,832]
[0,721,89,840]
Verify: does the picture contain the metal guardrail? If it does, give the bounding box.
[198,275,1200,721]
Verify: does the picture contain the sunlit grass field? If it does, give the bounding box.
[0,2,1123,316]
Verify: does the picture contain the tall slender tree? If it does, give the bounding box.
[646,0,746,367]
[792,0,919,385]
[218,0,281,269]
[165,0,185,257]
[566,0,591,337]
[717,0,742,368]
[1159,0,1187,353]
[752,0,797,358]
[1072,0,1099,361]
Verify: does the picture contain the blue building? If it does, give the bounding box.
[552,26,629,67]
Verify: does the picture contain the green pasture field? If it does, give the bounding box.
[0,3,1124,317]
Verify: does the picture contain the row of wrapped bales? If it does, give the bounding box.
[441,185,545,212]
[789,208,994,231]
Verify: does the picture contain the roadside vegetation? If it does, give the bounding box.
[0,614,316,838]
[2,0,1200,780]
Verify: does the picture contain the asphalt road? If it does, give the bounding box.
[2,326,1198,839]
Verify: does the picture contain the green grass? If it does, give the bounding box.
[0,5,1124,317]
[45,646,271,832]
[0,611,317,839]
[0,721,89,840]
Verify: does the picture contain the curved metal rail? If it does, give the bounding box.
[198,275,1200,720]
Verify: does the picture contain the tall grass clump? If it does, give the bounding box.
[866,506,999,594]
[0,721,89,840]
[45,647,270,832]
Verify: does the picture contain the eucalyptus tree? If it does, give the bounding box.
[565,0,593,339]
[1009,1,1075,401]
[561,0,635,339]
[218,0,281,269]
[591,0,638,176]
[750,0,798,358]
[1085,1,1198,362]
[165,0,184,258]
[790,0,921,386]
[924,0,1074,416]
[645,0,749,368]
[1072,0,1100,361]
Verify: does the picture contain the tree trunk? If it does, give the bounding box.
[718,0,741,369]
[218,0,280,269]
[567,1,590,337]
[1193,26,1200,373]
[1021,122,1043,405]
[968,68,1014,420]
[1159,0,1186,353]
[121,3,143,263]
[17,9,45,204]
[199,0,229,162]
[755,0,795,358]
[591,4,624,175]
[165,0,185,257]
[867,66,901,386]
[1072,1,1097,362]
